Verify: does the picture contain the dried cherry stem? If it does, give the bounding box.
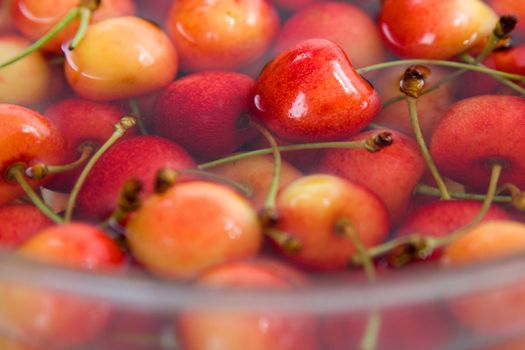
[250,121,282,217]
[198,132,393,170]
[357,59,525,82]
[264,227,302,253]
[357,163,503,264]
[401,66,450,199]
[101,177,143,230]
[64,116,137,222]
[335,219,380,350]
[24,144,95,180]
[154,167,252,197]
[6,165,63,224]
[499,183,525,211]
[415,183,512,203]
[129,98,148,135]
[461,53,525,96]
[68,6,91,50]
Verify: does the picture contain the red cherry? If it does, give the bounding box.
[379,0,498,59]
[126,181,262,279]
[0,204,53,248]
[253,38,381,142]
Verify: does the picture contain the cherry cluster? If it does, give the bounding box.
[1,0,525,349]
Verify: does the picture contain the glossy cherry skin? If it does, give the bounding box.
[126,181,262,279]
[273,174,389,271]
[1,222,125,348]
[76,135,196,220]
[0,35,51,106]
[443,220,525,337]
[485,45,525,76]
[379,0,498,59]
[317,129,425,227]
[274,2,385,68]
[0,204,53,248]
[64,16,178,101]
[153,71,257,160]
[10,0,136,52]
[430,95,525,191]
[166,0,279,72]
[44,98,135,192]
[177,259,319,350]
[253,39,381,143]
[0,104,65,206]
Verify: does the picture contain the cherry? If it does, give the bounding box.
[274,2,385,68]
[64,16,178,101]
[253,38,381,142]
[177,259,319,350]
[0,222,125,348]
[166,0,279,72]
[379,0,498,59]
[0,104,65,206]
[126,181,262,279]
[0,204,53,248]
[152,71,257,160]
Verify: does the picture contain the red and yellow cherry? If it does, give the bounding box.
[1,222,125,348]
[76,135,196,220]
[210,155,303,211]
[396,200,511,260]
[0,104,65,206]
[177,259,319,350]
[64,16,178,101]
[43,98,135,192]
[317,129,425,227]
[10,0,136,52]
[430,95,525,191]
[0,204,53,249]
[166,0,279,72]
[274,2,385,68]
[0,35,51,105]
[271,174,389,270]
[253,38,381,143]
[126,181,262,279]
[442,220,525,337]
[153,71,257,160]
[379,0,498,59]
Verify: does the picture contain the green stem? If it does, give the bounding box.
[6,165,63,224]
[336,219,379,350]
[0,8,80,69]
[357,59,525,82]
[68,6,91,50]
[129,98,148,135]
[64,116,136,222]
[250,121,282,213]
[25,145,95,180]
[198,140,368,170]
[415,184,512,203]
[406,97,450,199]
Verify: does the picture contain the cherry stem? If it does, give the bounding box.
[406,96,450,199]
[359,163,503,263]
[6,165,63,224]
[250,121,282,215]
[335,219,380,350]
[64,116,137,222]
[106,177,143,228]
[0,8,80,69]
[25,144,95,180]
[68,6,91,50]
[498,183,525,211]
[198,134,391,170]
[264,227,302,253]
[129,98,148,135]
[357,59,525,82]
[415,183,512,203]
[461,54,525,96]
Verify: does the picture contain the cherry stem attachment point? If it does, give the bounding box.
[128,98,148,135]
[499,183,525,211]
[6,165,63,224]
[264,227,302,253]
[64,116,137,222]
[198,133,390,170]
[0,8,80,69]
[68,6,91,50]
[25,144,95,180]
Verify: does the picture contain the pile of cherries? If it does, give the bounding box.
[2,0,525,349]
